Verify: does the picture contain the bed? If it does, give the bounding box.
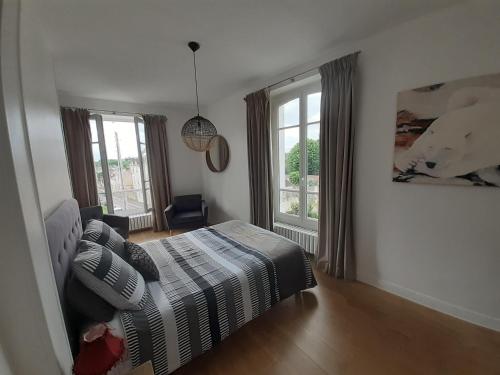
[45,199,316,374]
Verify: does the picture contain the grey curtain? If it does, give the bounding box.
[317,52,359,279]
[61,107,98,208]
[245,89,273,230]
[143,114,172,231]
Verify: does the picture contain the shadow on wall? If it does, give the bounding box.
[206,199,234,225]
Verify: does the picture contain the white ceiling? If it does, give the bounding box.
[38,0,460,107]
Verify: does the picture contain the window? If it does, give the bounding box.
[90,114,152,216]
[271,81,321,230]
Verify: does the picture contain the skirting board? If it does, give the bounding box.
[358,275,500,332]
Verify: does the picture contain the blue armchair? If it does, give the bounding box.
[164,194,208,234]
[79,205,130,239]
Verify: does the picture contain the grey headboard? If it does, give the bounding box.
[45,198,82,355]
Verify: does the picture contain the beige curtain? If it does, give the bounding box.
[61,107,98,208]
[143,114,172,231]
[245,89,273,230]
[317,52,359,279]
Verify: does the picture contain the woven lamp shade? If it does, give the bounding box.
[181,115,217,152]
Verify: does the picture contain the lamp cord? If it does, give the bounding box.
[193,51,200,116]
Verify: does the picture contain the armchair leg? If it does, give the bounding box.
[169,229,172,236]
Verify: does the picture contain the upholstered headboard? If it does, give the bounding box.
[45,198,82,355]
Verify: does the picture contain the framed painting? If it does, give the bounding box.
[393,73,500,187]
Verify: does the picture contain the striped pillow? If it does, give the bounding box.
[73,240,146,311]
[82,219,126,260]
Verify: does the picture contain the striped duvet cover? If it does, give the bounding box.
[120,221,316,374]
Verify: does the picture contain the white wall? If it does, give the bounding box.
[352,0,500,331]
[202,94,251,223]
[1,4,202,373]
[20,2,72,216]
[204,1,500,330]
[0,0,72,373]
[58,94,203,197]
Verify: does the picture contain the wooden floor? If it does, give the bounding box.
[129,228,186,243]
[130,229,500,375]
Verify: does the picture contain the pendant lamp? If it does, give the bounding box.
[181,41,217,152]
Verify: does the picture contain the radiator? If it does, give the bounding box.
[129,212,153,231]
[273,222,318,254]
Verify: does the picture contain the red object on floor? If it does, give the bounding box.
[73,324,124,375]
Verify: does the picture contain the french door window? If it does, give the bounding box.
[271,81,321,230]
[89,114,152,216]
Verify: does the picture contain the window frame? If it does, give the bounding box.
[271,80,321,231]
[134,117,150,214]
[90,114,114,212]
[90,113,152,216]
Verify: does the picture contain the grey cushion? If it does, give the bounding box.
[73,241,147,310]
[66,273,115,322]
[125,242,160,281]
[82,219,126,259]
[172,210,203,224]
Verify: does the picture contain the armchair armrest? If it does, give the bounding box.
[201,200,208,226]
[164,204,175,229]
[103,214,130,239]
[79,206,104,230]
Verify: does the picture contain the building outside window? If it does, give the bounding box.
[89,113,152,216]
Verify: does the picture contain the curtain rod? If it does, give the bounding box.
[265,66,320,90]
[245,50,361,98]
[62,106,144,117]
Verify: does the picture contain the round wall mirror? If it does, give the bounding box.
[206,135,230,172]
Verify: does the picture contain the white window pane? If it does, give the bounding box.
[307,194,319,220]
[100,115,147,216]
[103,120,139,160]
[91,143,105,191]
[307,123,320,192]
[125,190,144,215]
[98,193,108,213]
[111,191,125,214]
[279,127,300,190]
[141,144,149,182]
[91,143,101,164]
[102,119,141,194]
[145,188,152,211]
[90,118,98,142]
[110,190,144,216]
[307,92,321,123]
[138,119,145,143]
[280,191,299,216]
[278,98,299,128]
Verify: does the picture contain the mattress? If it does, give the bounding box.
[99,220,316,374]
